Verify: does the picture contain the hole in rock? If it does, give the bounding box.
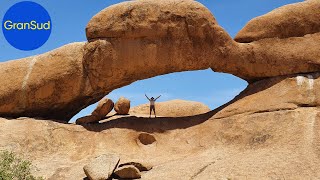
[138,133,156,145]
[69,70,247,123]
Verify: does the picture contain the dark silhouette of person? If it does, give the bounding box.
[145,94,161,118]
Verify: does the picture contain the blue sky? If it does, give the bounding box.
[0,0,302,122]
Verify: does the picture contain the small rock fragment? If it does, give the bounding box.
[114,165,141,179]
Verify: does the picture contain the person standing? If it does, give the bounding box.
[145,94,161,118]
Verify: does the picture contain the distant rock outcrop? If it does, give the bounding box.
[130,99,210,117]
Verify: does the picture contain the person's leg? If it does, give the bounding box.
[149,106,152,118]
[154,107,156,118]
[151,105,155,118]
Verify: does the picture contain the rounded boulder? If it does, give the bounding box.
[114,97,131,115]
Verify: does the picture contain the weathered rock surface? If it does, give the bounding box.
[235,0,320,42]
[0,0,320,120]
[229,32,320,80]
[130,99,210,117]
[114,165,141,179]
[215,72,320,119]
[83,154,120,180]
[0,42,97,121]
[92,98,114,118]
[114,97,131,115]
[86,0,219,40]
[1,72,320,179]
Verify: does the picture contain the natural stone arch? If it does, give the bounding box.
[0,0,319,121]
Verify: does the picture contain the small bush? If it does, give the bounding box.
[0,150,44,180]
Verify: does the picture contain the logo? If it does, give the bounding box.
[2,1,52,51]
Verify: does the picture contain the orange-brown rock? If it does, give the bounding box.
[215,72,320,119]
[86,0,219,40]
[75,115,100,125]
[0,42,99,121]
[84,0,320,83]
[130,99,210,117]
[228,33,320,80]
[0,0,320,121]
[92,98,114,118]
[83,154,120,180]
[235,0,320,42]
[1,72,320,179]
[114,97,130,115]
[118,162,152,172]
[114,165,141,179]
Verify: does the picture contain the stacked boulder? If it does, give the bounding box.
[76,97,132,124]
[83,153,152,180]
[114,97,131,115]
[76,98,114,124]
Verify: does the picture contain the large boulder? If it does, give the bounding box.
[92,98,114,118]
[235,0,320,42]
[114,97,131,115]
[130,99,210,117]
[83,154,120,180]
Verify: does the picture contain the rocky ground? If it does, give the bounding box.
[1,72,320,179]
[0,0,319,179]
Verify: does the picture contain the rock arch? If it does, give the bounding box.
[0,0,319,121]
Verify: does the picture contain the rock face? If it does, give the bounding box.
[0,42,97,121]
[235,0,320,42]
[0,0,320,120]
[215,72,320,119]
[1,1,320,179]
[1,73,320,179]
[130,99,210,117]
[83,154,120,180]
[92,98,114,118]
[114,165,141,179]
[114,97,130,115]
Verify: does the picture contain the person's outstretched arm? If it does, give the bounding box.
[145,94,150,101]
[155,95,161,100]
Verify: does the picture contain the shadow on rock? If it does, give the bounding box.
[81,110,217,133]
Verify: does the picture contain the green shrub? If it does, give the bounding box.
[0,150,44,180]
